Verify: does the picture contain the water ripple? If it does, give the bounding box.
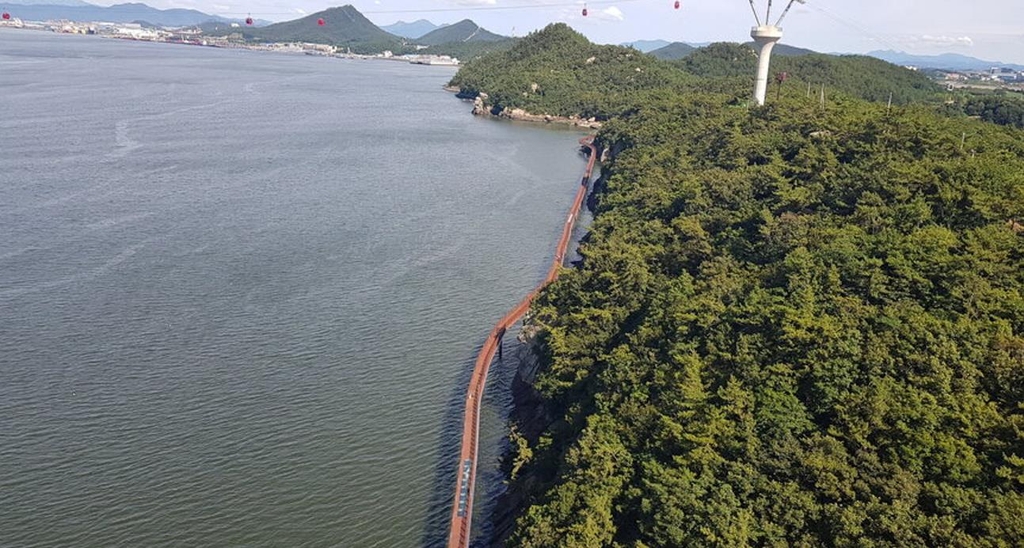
[0,29,587,548]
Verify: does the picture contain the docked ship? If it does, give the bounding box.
[409,55,459,66]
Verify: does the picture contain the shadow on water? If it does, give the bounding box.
[416,314,529,548]
[470,323,528,548]
[419,154,599,548]
[419,343,477,548]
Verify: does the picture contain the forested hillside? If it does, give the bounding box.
[422,38,517,62]
[774,53,940,104]
[458,21,1024,548]
[674,42,940,104]
[205,5,510,57]
[449,24,694,120]
[450,26,941,121]
[211,5,402,53]
[415,19,505,45]
[509,91,1024,548]
[647,41,695,61]
[961,93,1024,129]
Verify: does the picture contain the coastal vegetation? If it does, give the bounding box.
[454,23,1024,546]
[424,39,516,64]
[449,24,695,120]
[451,25,941,123]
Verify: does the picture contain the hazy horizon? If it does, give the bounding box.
[71,0,1024,65]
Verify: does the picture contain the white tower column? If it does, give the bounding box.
[751,25,783,105]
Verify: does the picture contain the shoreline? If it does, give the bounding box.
[484,146,607,548]
[0,26,466,67]
[445,137,599,548]
[452,89,603,129]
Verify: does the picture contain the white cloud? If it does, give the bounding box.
[895,34,975,47]
[293,8,307,15]
[596,6,624,21]
[920,34,974,46]
[556,3,622,24]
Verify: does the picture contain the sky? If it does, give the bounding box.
[91,0,1024,64]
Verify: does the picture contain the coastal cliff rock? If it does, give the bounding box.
[472,95,489,115]
[464,90,602,129]
[486,341,556,548]
[487,148,604,546]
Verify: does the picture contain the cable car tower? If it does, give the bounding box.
[749,0,805,105]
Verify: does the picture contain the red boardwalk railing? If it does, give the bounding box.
[446,136,598,548]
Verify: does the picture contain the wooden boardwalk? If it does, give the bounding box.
[446,136,598,548]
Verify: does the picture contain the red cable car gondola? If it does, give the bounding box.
[317,17,325,26]
[2,12,11,20]
[245,15,253,25]
[674,0,680,9]
[581,4,587,16]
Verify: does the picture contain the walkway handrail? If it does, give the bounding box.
[446,136,598,548]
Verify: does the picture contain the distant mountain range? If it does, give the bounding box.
[631,40,1020,70]
[380,19,444,39]
[10,0,91,5]
[621,39,671,53]
[5,2,237,26]
[211,5,401,52]
[647,41,816,61]
[754,43,817,57]
[202,5,512,57]
[415,19,504,45]
[649,42,694,60]
[867,50,1024,71]
[11,2,1018,73]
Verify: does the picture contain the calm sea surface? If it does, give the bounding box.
[0,30,588,547]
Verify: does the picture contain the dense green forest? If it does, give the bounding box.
[449,24,695,120]
[961,93,1024,129]
[461,22,1024,548]
[422,38,516,63]
[674,43,939,105]
[450,25,941,120]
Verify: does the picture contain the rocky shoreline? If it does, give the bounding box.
[472,94,604,129]
[447,87,603,129]
[487,344,550,547]
[442,88,605,543]
[485,144,605,547]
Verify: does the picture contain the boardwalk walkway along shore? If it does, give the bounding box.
[446,136,598,548]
